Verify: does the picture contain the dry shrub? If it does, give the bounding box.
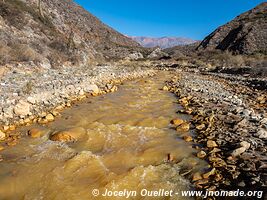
[0,42,12,64]
[11,44,42,62]
[206,51,245,67]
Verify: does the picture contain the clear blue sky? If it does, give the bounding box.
[74,0,265,40]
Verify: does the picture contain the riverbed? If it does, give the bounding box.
[0,72,206,200]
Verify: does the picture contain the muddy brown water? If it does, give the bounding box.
[0,73,206,200]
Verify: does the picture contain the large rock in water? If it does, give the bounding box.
[50,127,86,142]
[197,2,267,54]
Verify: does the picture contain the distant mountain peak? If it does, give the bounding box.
[129,36,197,49]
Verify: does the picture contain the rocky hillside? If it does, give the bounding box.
[0,0,143,68]
[164,42,200,58]
[129,36,196,49]
[197,2,267,55]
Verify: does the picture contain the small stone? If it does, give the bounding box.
[0,146,4,151]
[85,84,99,94]
[162,86,169,91]
[45,114,55,122]
[179,123,190,131]
[210,148,221,153]
[207,186,217,191]
[195,179,209,188]
[197,151,207,159]
[214,173,223,182]
[196,124,206,131]
[55,105,64,111]
[110,86,118,93]
[0,130,5,141]
[24,118,31,124]
[9,125,16,131]
[171,118,184,126]
[192,172,202,181]
[256,129,267,139]
[203,168,216,179]
[231,147,247,157]
[52,110,60,116]
[183,135,193,142]
[231,141,250,157]
[3,126,9,131]
[167,153,174,162]
[27,96,36,104]
[240,141,250,149]
[186,108,193,114]
[207,140,218,148]
[7,140,17,146]
[238,181,246,187]
[179,97,189,107]
[209,157,227,167]
[91,92,98,96]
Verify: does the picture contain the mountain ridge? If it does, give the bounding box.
[129,36,197,49]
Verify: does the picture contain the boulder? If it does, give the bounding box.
[192,172,202,181]
[50,127,86,142]
[45,114,55,122]
[256,128,267,139]
[84,84,100,94]
[0,130,6,140]
[231,147,247,157]
[203,168,216,179]
[171,118,184,126]
[28,128,46,138]
[207,140,218,148]
[196,124,206,131]
[197,151,207,159]
[176,122,190,132]
[183,135,193,142]
[231,141,250,157]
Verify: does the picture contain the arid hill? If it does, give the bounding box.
[0,0,144,68]
[197,2,267,55]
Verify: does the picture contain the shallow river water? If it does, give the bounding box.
[0,73,206,200]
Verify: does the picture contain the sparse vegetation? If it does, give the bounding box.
[12,44,42,62]
[22,80,34,94]
[0,42,42,64]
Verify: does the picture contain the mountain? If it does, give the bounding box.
[129,36,197,49]
[197,2,267,55]
[0,0,143,68]
[164,42,200,57]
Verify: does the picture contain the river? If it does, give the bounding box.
[0,72,206,199]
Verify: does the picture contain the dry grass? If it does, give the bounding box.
[12,44,42,62]
[196,50,266,68]
[0,42,42,65]
[0,42,12,64]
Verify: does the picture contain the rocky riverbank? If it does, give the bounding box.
[0,63,156,140]
[164,69,267,194]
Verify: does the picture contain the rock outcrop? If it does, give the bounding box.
[197,2,267,55]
